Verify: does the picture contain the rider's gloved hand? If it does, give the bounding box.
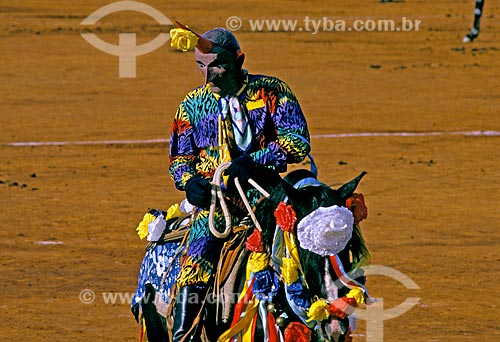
[185,175,211,209]
[225,154,257,192]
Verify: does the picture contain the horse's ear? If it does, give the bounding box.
[280,178,302,204]
[337,171,367,203]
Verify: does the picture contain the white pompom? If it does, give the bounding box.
[297,205,354,256]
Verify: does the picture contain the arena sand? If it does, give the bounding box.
[1,0,499,341]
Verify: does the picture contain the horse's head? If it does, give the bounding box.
[255,169,370,340]
[282,170,368,292]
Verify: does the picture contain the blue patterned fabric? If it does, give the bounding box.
[131,242,182,308]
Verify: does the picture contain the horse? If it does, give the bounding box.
[463,0,485,42]
[131,168,371,342]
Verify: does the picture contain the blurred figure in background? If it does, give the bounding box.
[463,0,485,42]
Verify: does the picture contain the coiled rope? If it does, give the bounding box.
[208,162,269,239]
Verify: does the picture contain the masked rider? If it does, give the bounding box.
[169,26,311,342]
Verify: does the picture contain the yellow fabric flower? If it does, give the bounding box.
[247,252,269,273]
[283,231,307,288]
[346,287,365,305]
[165,203,182,221]
[136,212,156,240]
[282,257,299,285]
[307,299,330,322]
[170,28,198,52]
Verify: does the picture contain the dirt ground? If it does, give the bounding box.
[1,0,499,341]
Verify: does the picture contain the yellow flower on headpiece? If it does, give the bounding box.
[170,28,198,52]
[307,299,330,322]
[136,213,156,240]
[165,203,182,221]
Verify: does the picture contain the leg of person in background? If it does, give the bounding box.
[463,0,485,42]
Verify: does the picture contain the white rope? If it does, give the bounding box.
[208,162,269,238]
[234,177,263,232]
[209,162,232,239]
[248,178,270,198]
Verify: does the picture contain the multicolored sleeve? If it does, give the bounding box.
[250,81,311,172]
[169,102,197,190]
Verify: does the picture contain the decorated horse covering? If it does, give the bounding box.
[132,205,191,312]
[131,170,371,342]
[131,241,181,308]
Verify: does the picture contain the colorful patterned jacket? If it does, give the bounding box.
[169,73,311,190]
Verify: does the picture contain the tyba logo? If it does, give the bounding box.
[348,265,421,341]
[81,1,172,78]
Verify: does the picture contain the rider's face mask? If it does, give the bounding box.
[195,48,242,97]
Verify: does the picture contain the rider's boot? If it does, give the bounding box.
[172,284,207,342]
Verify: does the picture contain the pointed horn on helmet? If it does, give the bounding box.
[175,20,213,53]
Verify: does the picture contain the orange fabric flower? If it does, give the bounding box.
[328,297,357,319]
[345,193,368,225]
[274,201,297,232]
[284,322,311,342]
